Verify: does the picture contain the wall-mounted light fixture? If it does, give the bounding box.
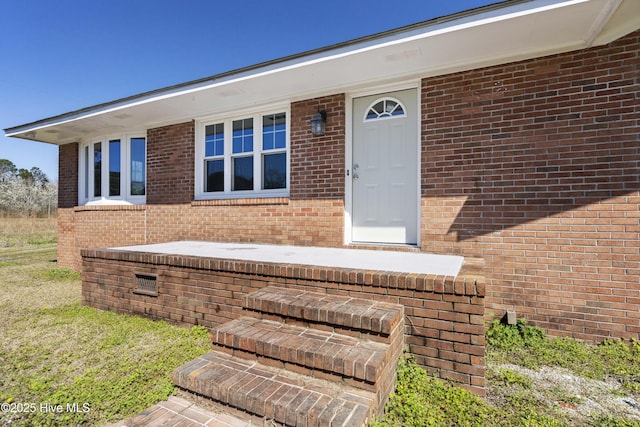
[310,108,327,136]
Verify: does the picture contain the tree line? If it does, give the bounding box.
[0,159,57,217]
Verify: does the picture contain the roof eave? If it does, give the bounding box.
[5,0,639,145]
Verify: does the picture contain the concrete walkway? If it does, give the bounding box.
[114,241,464,277]
[119,396,262,427]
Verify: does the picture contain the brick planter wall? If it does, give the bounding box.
[81,248,486,395]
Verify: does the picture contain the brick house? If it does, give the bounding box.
[5,0,640,397]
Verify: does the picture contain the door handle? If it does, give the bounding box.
[353,173,359,180]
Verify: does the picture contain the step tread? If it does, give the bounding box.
[244,287,403,335]
[173,350,374,427]
[214,317,389,384]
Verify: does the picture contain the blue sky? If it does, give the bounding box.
[0,0,501,181]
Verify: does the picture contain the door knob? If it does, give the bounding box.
[353,173,359,180]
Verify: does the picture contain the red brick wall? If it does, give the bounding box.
[147,121,195,204]
[58,200,345,272]
[290,94,346,199]
[57,208,76,268]
[58,143,78,209]
[58,30,640,342]
[421,31,640,340]
[57,99,348,271]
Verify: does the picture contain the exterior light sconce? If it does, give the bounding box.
[310,108,327,136]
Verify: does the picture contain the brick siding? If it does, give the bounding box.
[420,30,640,340]
[58,200,345,272]
[58,143,78,209]
[290,94,346,199]
[57,30,640,342]
[147,121,195,204]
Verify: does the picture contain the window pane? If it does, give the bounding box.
[205,123,224,157]
[130,137,146,196]
[109,139,121,196]
[205,159,224,192]
[263,152,286,190]
[232,118,253,154]
[94,142,102,197]
[367,101,384,120]
[263,113,286,150]
[391,102,404,116]
[233,156,253,191]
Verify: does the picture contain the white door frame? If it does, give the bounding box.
[344,80,422,246]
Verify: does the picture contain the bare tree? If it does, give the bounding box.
[0,159,57,217]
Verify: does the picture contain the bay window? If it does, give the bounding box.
[79,134,146,205]
[196,108,289,199]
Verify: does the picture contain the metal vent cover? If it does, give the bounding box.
[134,273,158,296]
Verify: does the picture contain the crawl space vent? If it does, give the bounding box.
[134,274,158,296]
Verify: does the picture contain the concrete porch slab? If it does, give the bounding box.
[113,241,464,277]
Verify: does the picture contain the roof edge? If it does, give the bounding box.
[4,0,525,137]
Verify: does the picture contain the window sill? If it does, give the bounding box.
[75,204,146,212]
[192,197,290,207]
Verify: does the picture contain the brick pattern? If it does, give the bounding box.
[420,30,640,341]
[290,94,346,199]
[56,208,76,269]
[122,395,258,427]
[81,248,486,395]
[58,143,78,209]
[58,199,345,271]
[213,317,390,385]
[60,31,640,344]
[173,351,373,427]
[244,286,403,336]
[147,121,195,204]
[60,205,147,270]
[224,286,405,411]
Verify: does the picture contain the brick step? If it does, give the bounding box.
[172,350,375,427]
[213,317,390,387]
[243,286,403,339]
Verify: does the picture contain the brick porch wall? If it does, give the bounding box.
[81,248,486,395]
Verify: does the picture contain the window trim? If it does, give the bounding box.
[78,133,147,206]
[195,105,290,200]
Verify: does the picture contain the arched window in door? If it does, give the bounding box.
[363,97,406,121]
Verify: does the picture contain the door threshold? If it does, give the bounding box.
[348,242,421,252]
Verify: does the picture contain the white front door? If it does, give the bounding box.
[351,88,418,244]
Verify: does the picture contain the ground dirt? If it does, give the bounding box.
[488,363,640,425]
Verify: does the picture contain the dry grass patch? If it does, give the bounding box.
[0,216,57,247]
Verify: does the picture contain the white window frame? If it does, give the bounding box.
[195,105,290,200]
[78,133,147,206]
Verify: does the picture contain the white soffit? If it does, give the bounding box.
[5,0,639,145]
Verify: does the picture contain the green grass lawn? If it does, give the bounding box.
[0,239,210,426]
[1,218,638,426]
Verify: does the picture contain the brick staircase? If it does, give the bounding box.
[172,286,404,426]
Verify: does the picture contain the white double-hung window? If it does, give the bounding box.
[196,107,289,199]
[79,134,146,205]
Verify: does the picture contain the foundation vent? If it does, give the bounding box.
[134,274,158,296]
